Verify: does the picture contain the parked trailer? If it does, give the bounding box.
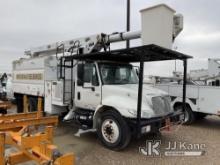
[155,84,220,124]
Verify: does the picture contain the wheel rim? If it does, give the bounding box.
[101,119,120,144]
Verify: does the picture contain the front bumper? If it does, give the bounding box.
[126,111,184,136]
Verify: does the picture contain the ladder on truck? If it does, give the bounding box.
[56,44,76,106]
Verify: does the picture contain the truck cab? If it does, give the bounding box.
[75,61,173,119]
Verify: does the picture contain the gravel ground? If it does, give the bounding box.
[54,116,220,165]
[4,107,220,165]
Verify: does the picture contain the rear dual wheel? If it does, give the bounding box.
[174,105,207,125]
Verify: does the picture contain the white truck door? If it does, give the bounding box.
[75,62,101,110]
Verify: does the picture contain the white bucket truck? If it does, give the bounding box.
[12,4,190,150]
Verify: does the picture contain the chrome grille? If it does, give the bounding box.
[152,96,172,115]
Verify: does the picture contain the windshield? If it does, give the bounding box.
[99,63,138,85]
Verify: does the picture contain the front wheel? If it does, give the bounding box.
[97,110,131,150]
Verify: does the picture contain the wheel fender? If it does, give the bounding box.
[93,105,121,129]
[172,97,195,111]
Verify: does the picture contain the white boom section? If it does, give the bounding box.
[25,31,141,57]
[108,31,141,42]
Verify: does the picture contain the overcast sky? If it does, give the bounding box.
[0,0,220,76]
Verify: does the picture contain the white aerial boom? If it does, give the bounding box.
[24,4,183,57]
[24,31,141,57]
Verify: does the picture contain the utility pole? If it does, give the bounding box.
[126,0,130,48]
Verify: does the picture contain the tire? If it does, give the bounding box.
[174,105,195,125]
[97,110,131,150]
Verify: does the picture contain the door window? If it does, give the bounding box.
[83,63,99,86]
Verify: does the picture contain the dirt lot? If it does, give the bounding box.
[5,107,220,165]
[54,116,220,165]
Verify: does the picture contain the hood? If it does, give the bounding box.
[103,84,167,98]
[118,84,167,96]
[101,84,172,119]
